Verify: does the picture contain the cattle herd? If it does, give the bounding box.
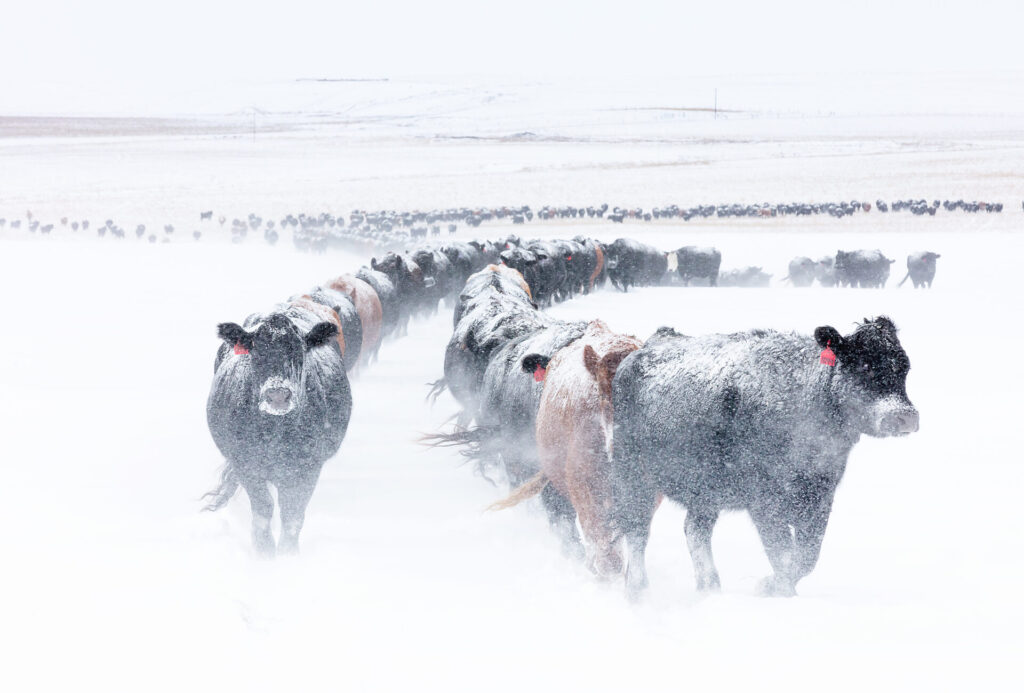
[204,228,923,599]
[0,195,1011,251]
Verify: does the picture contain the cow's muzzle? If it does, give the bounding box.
[877,407,920,437]
[259,377,298,416]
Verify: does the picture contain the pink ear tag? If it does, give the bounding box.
[533,365,546,382]
[234,343,250,355]
[819,340,836,367]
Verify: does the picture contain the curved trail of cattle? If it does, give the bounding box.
[204,231,921,600]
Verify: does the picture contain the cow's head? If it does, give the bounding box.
[815,316,918,437]
[218,314,338,416]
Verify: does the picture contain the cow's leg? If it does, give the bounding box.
[567,444,622,578]
[748,503,797,597]
[615,470,659,600]
[540,484,584,561]
[684,507,721,591]
[237,473,275,556]
[277,466,323,555]
[790,481,837,583]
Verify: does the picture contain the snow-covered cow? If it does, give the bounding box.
[205,307,352,555]
[611,317,919,598]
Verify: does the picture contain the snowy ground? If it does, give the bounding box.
[3,78,1023,691]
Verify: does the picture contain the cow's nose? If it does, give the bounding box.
[264,387,292,410]
[882,409,919,436]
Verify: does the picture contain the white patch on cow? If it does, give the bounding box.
[258,376,298,415]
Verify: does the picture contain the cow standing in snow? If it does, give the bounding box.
[205,307,352,555]
[611,317,919,598]
[898,251,941,288]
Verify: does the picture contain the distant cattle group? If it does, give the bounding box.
[1,195,1013,253]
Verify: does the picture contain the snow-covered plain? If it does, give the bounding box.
[3,77,1023,691]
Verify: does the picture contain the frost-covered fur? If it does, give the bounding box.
[674,246,722,286]
[475,320,587,485]
[443,265,542,419]
[835,249,895,288]
[206,308,352,556]
[603,238,667,292]
[611,316,918,598]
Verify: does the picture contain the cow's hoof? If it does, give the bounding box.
[696,573,721,592]
[757,576,796,597]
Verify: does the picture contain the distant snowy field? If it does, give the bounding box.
[3,77,1023,691]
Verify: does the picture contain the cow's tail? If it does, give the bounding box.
[897,271,910,287]
[202,462,239,511]
[419,425,495,449]
[486,473,549,511]
[419,424,505,483]
[426,377,448,404]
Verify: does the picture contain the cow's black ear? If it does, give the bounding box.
[872,316,898,336]
[370,257,379,270]
[933,253,941,259]
[814,326,843,349]
[306,321,338,350]
[218,322,250,346]
[522,353,551,373]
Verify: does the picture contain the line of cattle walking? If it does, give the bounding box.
[204,232,921,598]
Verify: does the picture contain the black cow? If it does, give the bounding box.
[835,250,895,288]
[475,321,587,486]
[785,257,816,287]
[410,247,455,312]
[674,246,722,286]
[604,238,667,292]
[815,256,837,287]
[611,317,918,598]
[205,308,352,555]
[898,251,940,289]
[371,252,425,332]
[442,267,544,425]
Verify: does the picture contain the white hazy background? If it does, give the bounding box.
[3,2,1024,692]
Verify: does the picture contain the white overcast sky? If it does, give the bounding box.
[4,1,1023,91]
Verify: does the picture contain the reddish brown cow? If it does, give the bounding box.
[290,297,346,357]
[485,263,532,299]
[493,320,642,577]
[326,274,383,365]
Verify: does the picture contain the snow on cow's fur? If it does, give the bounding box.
[204,306,352,556]
[611,316,918,598]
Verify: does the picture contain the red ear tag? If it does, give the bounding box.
[533,365,546,382]
[234,343,250,355]
[566,255,572,261]
[819,340,836,367]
